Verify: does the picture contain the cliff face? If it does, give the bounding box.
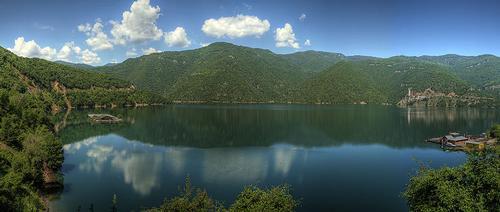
[397,88,494,107]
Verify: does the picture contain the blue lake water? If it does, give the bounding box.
[49,105,500,211]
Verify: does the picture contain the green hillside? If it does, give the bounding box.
[98,42,306,103]
[416,54,500,89]
[165,43,305,102]
[0,46,163,108]
[299,61,387,104]
[280,50,345,73]
[97,42,495,105]
[299,58,471,104]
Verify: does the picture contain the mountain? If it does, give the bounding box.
[414,54,500,90]
[299,61,388,104]
[299,57,475,104]
[97,42,497,106]
[97,42,306,103]
[0,46,162,108]
[280,50,346,73]
[102,62,118,67]
[55,60,94,69]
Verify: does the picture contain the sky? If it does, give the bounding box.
[1,0,500,65]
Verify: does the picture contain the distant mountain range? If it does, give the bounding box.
[93,42,499,106]
[54,60,95,70]
[55,60,118,69]
[3,42,499,106]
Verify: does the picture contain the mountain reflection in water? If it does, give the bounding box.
[50,105,499,211]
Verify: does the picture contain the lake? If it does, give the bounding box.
[48,105,500,211]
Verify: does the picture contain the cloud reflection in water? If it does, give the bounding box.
[63,135,305,196]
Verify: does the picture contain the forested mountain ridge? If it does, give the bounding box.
[0,46,163,109]
[302,57,497,106]
[54,60,94,70]
[415,54,500,90]
[96,42,307,103]
[281,50,346,73]
[97,42,498,106]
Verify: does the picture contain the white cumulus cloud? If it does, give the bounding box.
[8,37,101,65]
[142,47,160,55]
[110,0,163,45]
[78,19,113,51]
[57,42,82,62]
[299,13,306,21]
[275,23,300,49]
[304,39,311,46]
[164,27,191,48]
[80,49,101,64]
[202,15,270,38]
[8,37,57,60]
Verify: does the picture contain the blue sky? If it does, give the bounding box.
[1,0,500,65]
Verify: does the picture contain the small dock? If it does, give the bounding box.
[88,114,122,123]
[425,132,496,151]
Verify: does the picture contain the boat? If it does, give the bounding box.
[426,137,441,144]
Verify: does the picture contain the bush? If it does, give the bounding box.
[404,148,500,211]
[230,185,298,212]
[146,177,298,212]
[489,124,500,140]
[146,177,219,212]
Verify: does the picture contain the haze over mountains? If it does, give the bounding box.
[2,42,500,107]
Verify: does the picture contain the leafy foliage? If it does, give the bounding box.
[146,177,297,212]
[146,177,219,212]
[0,89,62,211]
[488,124,500,140]
[229,185,298,212]
[404,147,500,211]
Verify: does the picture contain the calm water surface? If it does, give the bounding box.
[49,105,500,211]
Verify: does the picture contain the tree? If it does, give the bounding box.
[146,176,298,212]
[488,124,500,140]
[404,147,500,211]
[229,185,298,212]
[146,176,219,212]
[21,126,64,171]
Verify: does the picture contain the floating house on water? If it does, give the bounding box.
[426,132,494,151]
[441,133,469,144]
[88,114,122,123]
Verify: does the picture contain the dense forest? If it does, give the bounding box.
[96,42,499,106]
